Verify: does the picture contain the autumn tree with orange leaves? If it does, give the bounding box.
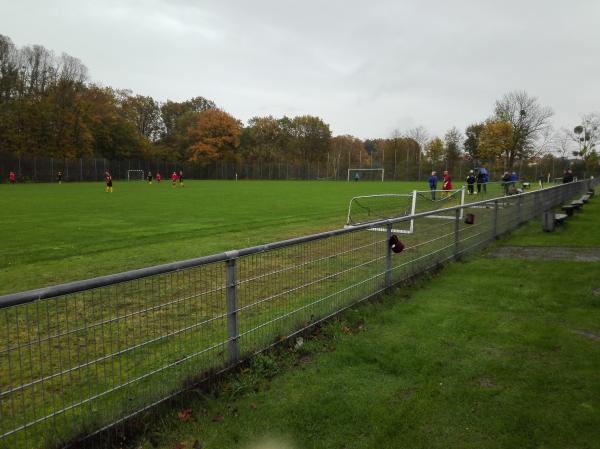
[187,109,241,165]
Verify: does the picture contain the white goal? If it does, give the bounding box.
[345,188,465,234]
[347,168,384,182]
[127,170,145,181]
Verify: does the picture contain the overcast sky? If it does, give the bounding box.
[1,0,599,139]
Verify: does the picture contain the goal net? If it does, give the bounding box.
[347,168,384,182]
[127,170,145,181]
[345,194,415,233]
[345,188,465,234]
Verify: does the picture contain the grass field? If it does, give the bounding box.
[0,180,508,295]
[125,192,600,449]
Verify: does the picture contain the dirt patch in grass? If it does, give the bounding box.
[478,378,498,389]
[490,246,600,262]
[573,330,600,342]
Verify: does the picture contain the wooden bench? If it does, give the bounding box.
[543,211,568,232]
[571,200,584,210]
[555,213,568,224]
[561,204,575,216]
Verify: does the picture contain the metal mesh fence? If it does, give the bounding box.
[0,179,597,449]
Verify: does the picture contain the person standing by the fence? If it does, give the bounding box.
[442,170,452,198]
[428,171,437,200]
[57,171,63,184]
[8,171,15,185]
[501,172,510,195]
[476,169,485,194]
[104,171,113,193]
[563,170,574,183]
[466,170,476,195]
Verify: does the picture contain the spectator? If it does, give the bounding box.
[563,170,574,183]
[501,172,511,195]
[466,170,476,195]
[428,171,438,200]
[476,169,485,194]
[442,170,452,198]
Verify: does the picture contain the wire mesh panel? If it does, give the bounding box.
[0,262,227,449]
[0,178,597,449]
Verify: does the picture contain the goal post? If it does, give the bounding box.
[347,168,384,182]
[127,170,145,181]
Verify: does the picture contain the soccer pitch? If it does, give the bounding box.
[0,180,435,295]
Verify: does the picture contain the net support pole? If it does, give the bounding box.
[385,223,392,288]
[226,254,239,365]
[492,200,499,239]
[453,208,460,260]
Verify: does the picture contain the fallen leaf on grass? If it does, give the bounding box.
[212,414,224,422]
[250,403,257,410]
[341,326,353,336]
[174,443,186,449]
[177,409,193,422]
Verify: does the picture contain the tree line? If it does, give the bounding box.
[1,34,598,180]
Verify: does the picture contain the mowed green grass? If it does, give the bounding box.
[0,180,429,295]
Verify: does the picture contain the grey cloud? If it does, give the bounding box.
[1,0,599,138]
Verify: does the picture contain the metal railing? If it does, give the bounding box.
[0,178,597,449]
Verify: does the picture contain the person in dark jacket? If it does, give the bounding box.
[476,169,485,194]
[563,170,574,183]
[428,171,438,200]
[501,172,511,195]
[466,170,476,195]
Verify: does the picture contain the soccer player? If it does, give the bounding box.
[57,171,63,184]
[147,171,153,184]
[171,171,178,188]
[179,170,184,187]
[8,171,15,185]
[428,171,437,200]
[442,170,452,198]
[156,172,161,183]
[104,171,113,193]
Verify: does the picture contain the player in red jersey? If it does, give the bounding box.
[156,172,161,183]
[104,171,113,193]
[8,171,15,184]
[171,171,177,188]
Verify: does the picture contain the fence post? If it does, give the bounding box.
[516,195,522,227]
[492,200,499,239]
[385,222,392,288]
[225,253,239,365]
[454,208,460,260]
